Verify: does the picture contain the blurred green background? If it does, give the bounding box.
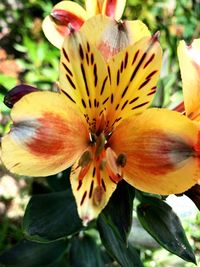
[0,0,200,266]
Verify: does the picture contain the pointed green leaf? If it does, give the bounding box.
[97,215,144,267]
[100,181,135,243]
[0,239,67,267]
[137,196,196,264]
[23,190,82,242]
[46,168,71,192]
[69,234,103,267]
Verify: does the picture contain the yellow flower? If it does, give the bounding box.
[42,0,130,49]
[177,39,200,204]
[178,39,200,122]
[2,20,200,225]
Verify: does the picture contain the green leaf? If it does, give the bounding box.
[46,168,71,192]
[0,239,67,267]
[97,182,139,267]
[137,196,196,264]
[69,234,104,267]
[0,74,17,90]
[97,215,144,267]
[0,93,9,113]
[23,190,83,242]
[101,181,135,243]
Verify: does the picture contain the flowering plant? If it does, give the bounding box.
[0,1,199,266]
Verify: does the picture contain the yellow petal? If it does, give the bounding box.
[85,0,100,17]
[125,20,150,44]
[109,108,200,195]
[59,29,110,130]
[42,1,87,49]
[178,39,200,121]
[70,158,117,225]
[101,0,126,20]
[81,15,150,60]
[106,34,162,128]
[1,91,89,176]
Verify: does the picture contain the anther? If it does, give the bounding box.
[78,150,93,167]
[116,153,127,167]
[93,186,105,207]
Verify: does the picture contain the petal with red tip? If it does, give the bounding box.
[59,29,110,129]
[70,157,117,225]
[1,91,89,176]
[42,1,87,49]
[172,101,185,113]
[109,108,200,195]
[178,39,200,121]
[106,34,162,128]
[4,84,38,108]
[81,15,150,60]
[102,0,126,20]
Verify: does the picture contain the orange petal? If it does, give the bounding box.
[1,91,89,176]
[81,15,150,60]
[70,158,117,225]
[106,34,162,129]
[109,108,200,195]
[42,1,87,49]
[101,0,126,20]
[178,39,200,121]
[59,29,110,131]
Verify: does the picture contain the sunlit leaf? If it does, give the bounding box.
[137,196,196,264]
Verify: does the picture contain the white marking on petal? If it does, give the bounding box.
[11,119,40,144]
[187,45,200,66]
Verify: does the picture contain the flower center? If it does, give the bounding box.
[78,130,126,188]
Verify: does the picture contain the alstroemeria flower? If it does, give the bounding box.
[42,0,147,50]
[80,15,150,61]
[178,39,200,121]
[2,30,200,225]
[177,39,200,206]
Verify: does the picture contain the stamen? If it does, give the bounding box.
[78,150,93,167]
[89,132,97,143]
[106,147,123,183]
[116,153,127,167]
[93,186,105,207]
[99,158,107,170]
[96,113,105,135]
[95,133,106,157]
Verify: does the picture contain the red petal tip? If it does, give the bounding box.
[4,84,38,108]
[151,31,160,42]
[50,9,84,31]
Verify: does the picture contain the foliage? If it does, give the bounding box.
[0,0,200,266]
